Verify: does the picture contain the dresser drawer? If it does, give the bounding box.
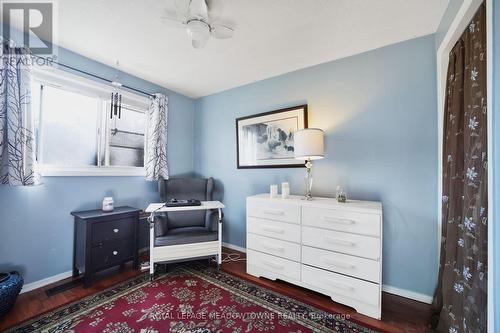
[302,226,380,260]
[302,206,381,237]
[247,217,300,243]
[247,233,301,261]
[302,246,380,283]
[302,265,380,307]
[247,198,300,224]
[91,239,134,271]
[92,218,135,245]
[247,250,300,281]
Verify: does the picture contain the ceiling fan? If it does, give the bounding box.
[162,0,234,49]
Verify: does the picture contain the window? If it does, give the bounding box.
[104,104,146,167]
[37,85,101,166]
[33,69,150,176]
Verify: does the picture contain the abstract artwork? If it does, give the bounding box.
[236,105,307,168]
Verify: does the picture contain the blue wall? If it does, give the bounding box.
[194,34,438,296]
[435,0,465,48]
[0,45,196,284]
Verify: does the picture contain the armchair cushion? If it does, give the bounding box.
[154,227,218,247]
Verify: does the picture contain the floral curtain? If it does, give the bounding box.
[432,3,487,333]
[0,41,40,186]
[145,93,169,181]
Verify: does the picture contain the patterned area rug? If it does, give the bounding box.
[7,265,380,333]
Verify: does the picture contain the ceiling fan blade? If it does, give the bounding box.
[206,0,224,20]
[211,24,233,39]
[160,15,186,28]
[174,0,191,18]
[190,0,208,19]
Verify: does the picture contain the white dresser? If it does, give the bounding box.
[246,194,383,319]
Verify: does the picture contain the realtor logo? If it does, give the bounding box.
[2,1,55,55]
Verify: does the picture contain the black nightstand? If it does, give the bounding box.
[71,206,141,287]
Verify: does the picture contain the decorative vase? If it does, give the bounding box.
[0,271,24,317]
[336,186,347,203]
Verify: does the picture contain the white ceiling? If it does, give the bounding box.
[53,0,448,98]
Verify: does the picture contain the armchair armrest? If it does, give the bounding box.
[206,209,223,232]
[153,214,169,237]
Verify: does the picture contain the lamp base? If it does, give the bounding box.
[304,159,314,200]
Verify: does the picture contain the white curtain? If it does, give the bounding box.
[145,93,169,181]
[0,42,40,186]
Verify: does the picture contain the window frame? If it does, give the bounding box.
[33,67,151,177]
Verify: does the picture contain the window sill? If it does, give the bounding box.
[39,165,146,177]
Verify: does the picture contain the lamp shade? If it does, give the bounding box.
[294,128,324,160]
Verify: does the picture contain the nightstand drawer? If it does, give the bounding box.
[247,198,300,224]
[247,217,300,243]
[302,246,380,283]
[92,218,135,245]
[302,226,380,260]
[248,233,301,261]
[302,206,381,237]
[91,239,134,271]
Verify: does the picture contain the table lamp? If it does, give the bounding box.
[294,128,324,200]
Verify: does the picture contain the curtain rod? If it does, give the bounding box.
[32,55,156,99]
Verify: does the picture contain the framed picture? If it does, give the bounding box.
[236,105,308,168]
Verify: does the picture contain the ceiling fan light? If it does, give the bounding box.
[192,38,208,49]
[187,19,210,48]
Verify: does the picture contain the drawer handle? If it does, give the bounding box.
[113,228,119,233]
[324,236,355,247]
[321,257,354,269]
[262,209,285,216]
[261,226,285,234]
[261,260,284,270]
[321,277,354,291]
[323,216,355,225]
[262,244,285,252]
[112,251,118,256]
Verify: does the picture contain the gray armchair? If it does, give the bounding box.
[148,177,223,279]
[154,177,219,247]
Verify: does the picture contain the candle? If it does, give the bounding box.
[270,184,278,198]
[282,187,290,199]
[281,182,290,199]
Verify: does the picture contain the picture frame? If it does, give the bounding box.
[236,105,308,168]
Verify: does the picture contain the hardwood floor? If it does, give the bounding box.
[0,248,432,332]
[221,248,432,333]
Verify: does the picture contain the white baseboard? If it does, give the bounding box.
[22,248,152,294]
[21,249,153,294]
[382,285,433,304]
[222,242,247,253]
[21,244,433,305]
[21,270,73,294]
[221,242,433,304]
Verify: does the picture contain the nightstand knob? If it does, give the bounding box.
[113,251,118,256]
[113,228,119,233]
